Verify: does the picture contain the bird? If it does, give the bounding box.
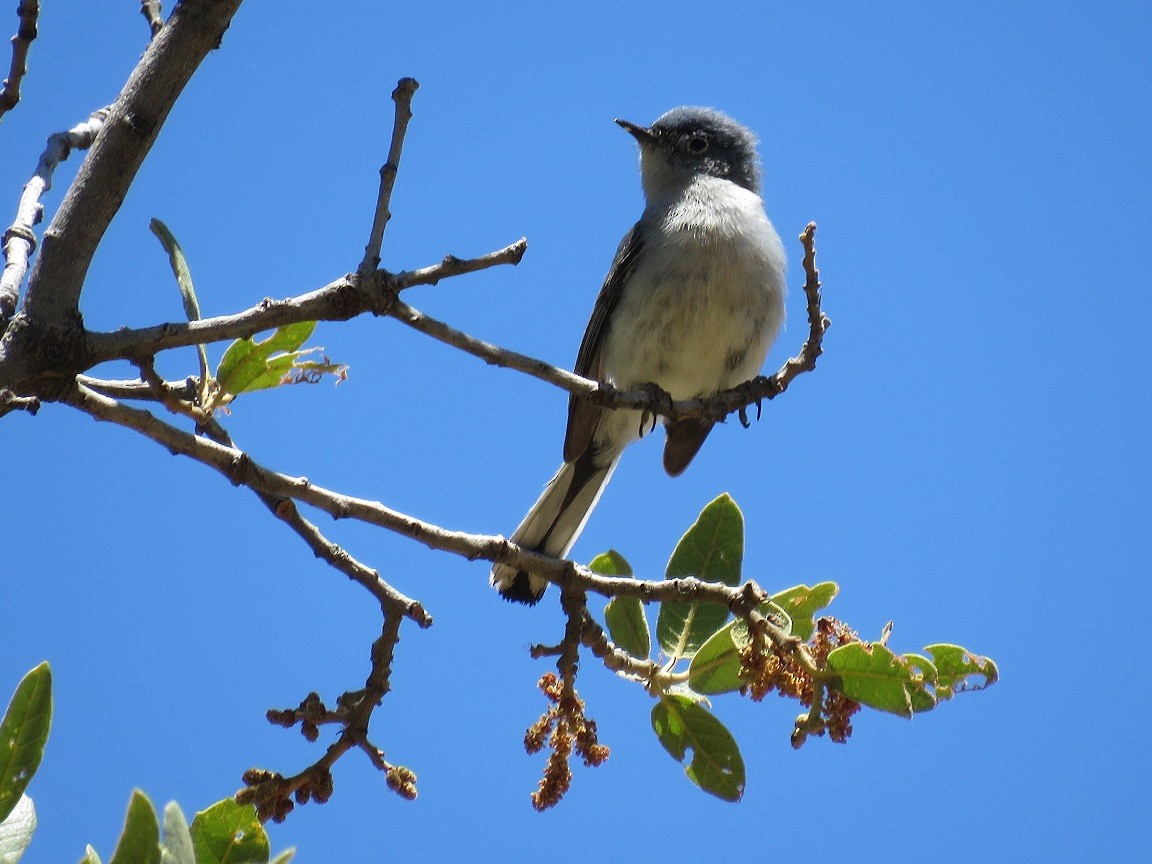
[491,106,786,604]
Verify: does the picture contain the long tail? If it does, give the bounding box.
[491,448,619,604]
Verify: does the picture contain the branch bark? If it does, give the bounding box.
[20,0,242,326]
[0,0,38,122]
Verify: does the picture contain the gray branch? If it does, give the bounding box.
[0,0,38,122]
[20,0,242,326]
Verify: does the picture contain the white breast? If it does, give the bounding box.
[599,176,786,402]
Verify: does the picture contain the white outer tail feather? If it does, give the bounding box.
[491,456,620,600]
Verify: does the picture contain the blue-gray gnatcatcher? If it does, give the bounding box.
[492,107,786,604]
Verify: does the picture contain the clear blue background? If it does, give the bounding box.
[3,2,1149,861]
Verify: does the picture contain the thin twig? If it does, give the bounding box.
[0,0,38,121]
[358,77,419,278]
[83,238,528,363]
[132,355,208,424]
[62,380,801,653]
[389,222,825,425]
[0,108,108,328]
[239,611,417,821]
[76,373,197,403]
[78,223,810,434]
[0,387,38,417]
[140,1,164,38]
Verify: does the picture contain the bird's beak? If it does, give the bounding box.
[615,118,658,145]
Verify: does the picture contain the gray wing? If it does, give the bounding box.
[562,223,644,463]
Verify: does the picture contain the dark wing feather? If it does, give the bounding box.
[562,224,645,463]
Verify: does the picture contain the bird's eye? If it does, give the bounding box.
[686,135,709,154]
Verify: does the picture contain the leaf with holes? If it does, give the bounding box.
[651,695,744,801]
[770,582,838,640]
[190,799,269,864]
[826,642,932,717]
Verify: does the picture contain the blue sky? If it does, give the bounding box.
[3,2,1149,861]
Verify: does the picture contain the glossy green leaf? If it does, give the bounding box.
[651,695,745,802]
[109,791,160,864]
[150,218,209,387]
[0,794,36,864]
[656,494,744,661]
[770,582,838,640]
[0,663,52,824]
[160,803,195,864]
[190,799,268,864]
[593,551,651,659]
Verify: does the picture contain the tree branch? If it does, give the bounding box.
[389,222,827,425]
[82,238,528,364]
[19,0,242,325]
[0,0,38,122]
[140,1,164,38]
[61,378,804,653]
[357,77,418,278]
[0,108,108,330]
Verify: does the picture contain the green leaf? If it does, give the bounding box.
[0,663,52,824]
[0,794,36,864]
[771,582,838,640]
[826,642,927,717]
[236,353,302,394]
[160,803,195,864]
[190,799,269,864]
[588,550,632,577]
[79,845,102,864]
[593,551,651,659]
[687,621,744,695]
[150,218,210,387]
[216,322,317,397]
[267,850,295,864]
[656,494,744,662]
[651,695,745,802]
[109,791,160,864]
[924,644,999,702]
[900,653,940,713]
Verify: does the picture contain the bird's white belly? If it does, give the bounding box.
[600,220,785,401]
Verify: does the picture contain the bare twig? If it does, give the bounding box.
[75,373,197,403]
[0,387,38,417]
[77,223,812,433]
[19,0,242,326]
[62,379,806,659]
[239,612,418,821]
[140,1,164,38]
[132,355,208,424]
[358,77,419,278]
[83,238,528,364]
[391,238,527,288]
[389,223,826,425]
[0,108,108,329]
[0,0,38,122]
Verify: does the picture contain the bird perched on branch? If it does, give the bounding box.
[492,107,786,604]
